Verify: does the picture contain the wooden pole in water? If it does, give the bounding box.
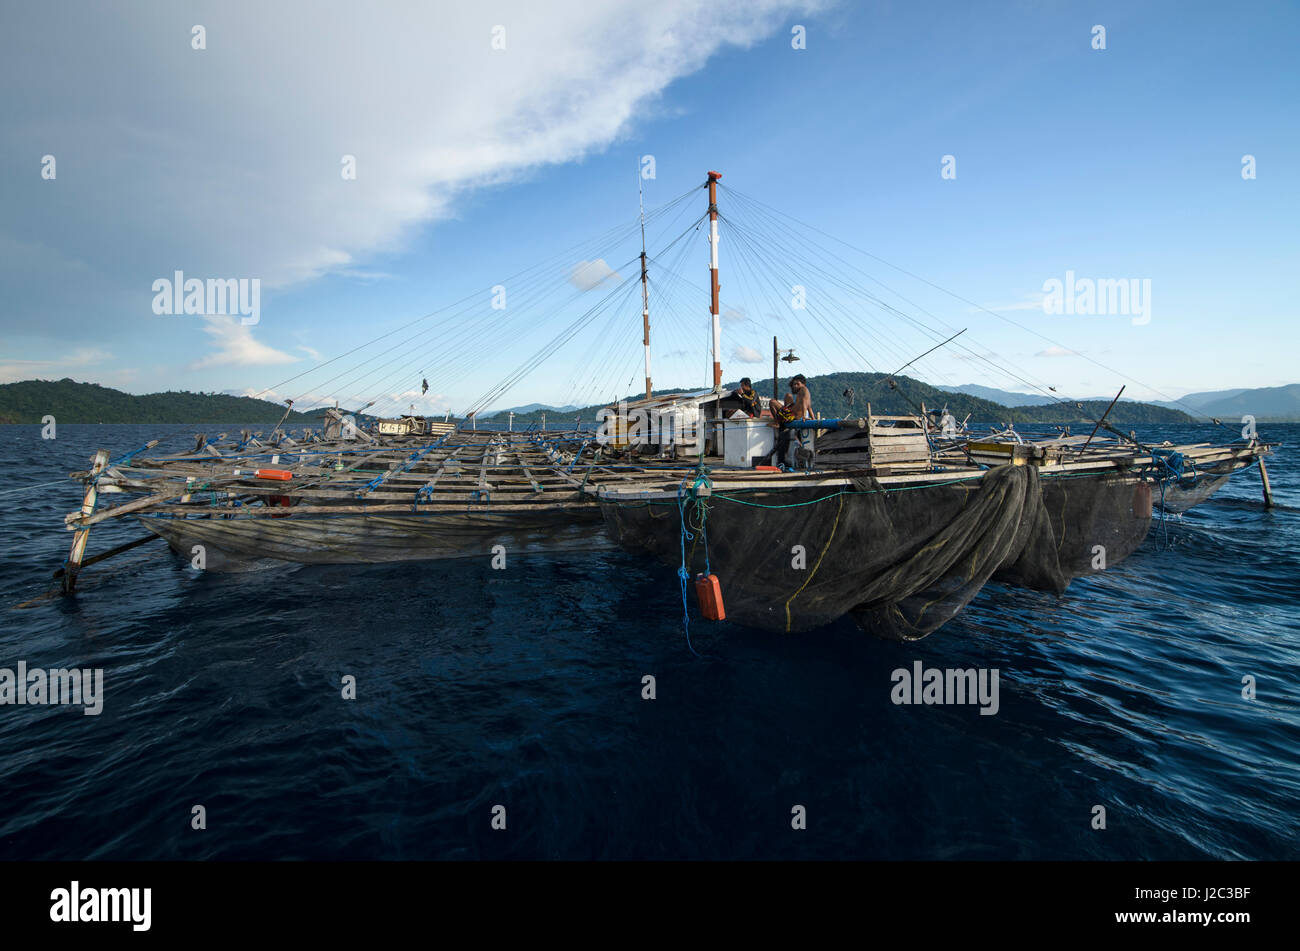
[1259,455,1275,508]
[52,534,162,579]
[63,448,110,593]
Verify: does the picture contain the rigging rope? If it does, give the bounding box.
[718,183,1237,429]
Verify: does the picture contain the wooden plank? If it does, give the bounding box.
[476,440,496,493]
[514,450,542,494]
[67,488,196,529]
[135,500,595,517]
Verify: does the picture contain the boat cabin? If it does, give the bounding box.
[376,415,456,437]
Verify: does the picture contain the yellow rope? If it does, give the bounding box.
[783,492,845,632]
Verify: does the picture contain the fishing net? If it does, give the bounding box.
[601,464,1153,639]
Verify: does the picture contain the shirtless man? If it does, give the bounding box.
[783,376,814,468]
[770,376,814,468]
[789,374,812,420]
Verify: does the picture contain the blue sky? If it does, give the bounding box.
[2,0,1296,415]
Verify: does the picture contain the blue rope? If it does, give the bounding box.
[106,441,156,469]
[1144,449,1200,548]
[566,439,593,473]
[692,470,712,576]
[675,472,713,658]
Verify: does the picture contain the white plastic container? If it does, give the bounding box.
[722,418,776,468]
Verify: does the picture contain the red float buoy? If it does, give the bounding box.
[694,572,725,621]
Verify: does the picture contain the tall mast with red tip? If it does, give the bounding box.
[707,171,722,390]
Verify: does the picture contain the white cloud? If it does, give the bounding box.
[723,307,747,323]
[0,346,112,383]
[231,383,446,416]
[335,269,395,283]
[570,259,622,291]
[190,318,299,370]
[233,386,344,410]
[0,1,823,342]
[1035,345,1073,358]
[731,344,764,363]
[372,387,455,416]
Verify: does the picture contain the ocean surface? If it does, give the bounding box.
[1,422,1297,860]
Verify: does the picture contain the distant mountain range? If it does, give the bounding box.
[480,402,581,418]
[496,371,1194,428]
[1152,384,1300,421]
[935,384,1051,406]
[0,379,341,424]
[4,375,1293,427]
[937,382,1300,421]
[1168,387,1250,409]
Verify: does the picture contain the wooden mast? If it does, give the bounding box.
[708,171,722,390]
[639,171,652,401]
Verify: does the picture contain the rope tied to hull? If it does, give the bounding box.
[674,467,713,657]
[1144,448,1198,549]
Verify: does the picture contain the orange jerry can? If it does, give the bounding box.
[253,468,293,481]
[694,572,726,621]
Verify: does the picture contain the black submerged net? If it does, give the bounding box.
[601,465,1153,639]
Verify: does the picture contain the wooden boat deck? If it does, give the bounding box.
[53,422,1273,587]
[66,425,1272,523]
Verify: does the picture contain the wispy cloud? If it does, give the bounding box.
[1036,345,1073,358]
[1,0,826,346]
[951,350,1000,362]
[190,318,298,370]
[335,268,395,283]
[0,346,113,384]
[374,387,455,416]
[569,259,621,291]
[731,344,764,363]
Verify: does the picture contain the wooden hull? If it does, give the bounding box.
[139,508,610,570]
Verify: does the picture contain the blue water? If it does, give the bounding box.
[1,422,1297,859]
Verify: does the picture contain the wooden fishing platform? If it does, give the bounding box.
[56,415,1274,588]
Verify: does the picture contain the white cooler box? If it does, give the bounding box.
[722,418,776,467]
